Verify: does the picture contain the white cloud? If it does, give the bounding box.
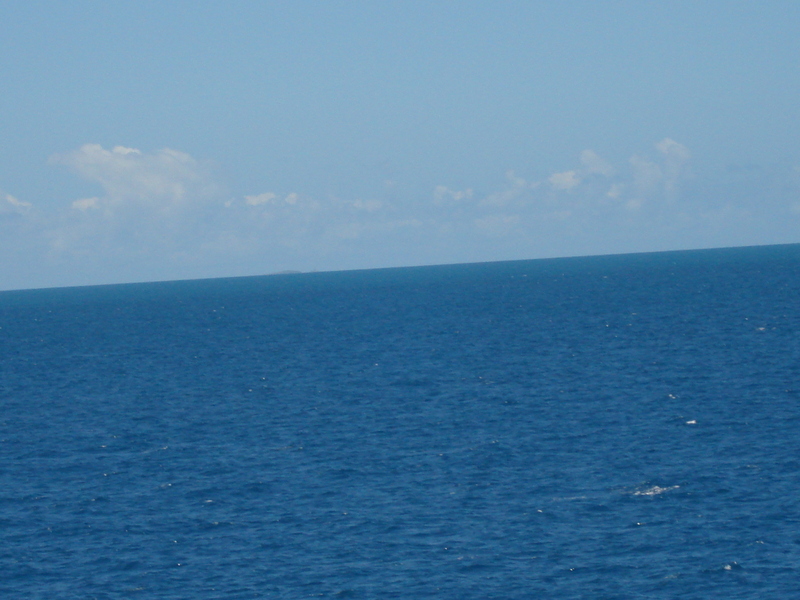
[35,143,232,277]
[112,145,141,156]
[52,144,216,208]
[244,192,277,206]
[626,198,643,210]
[351,199,383,212]
[614,139,692,206]
[71,197,101,211]
[580,150,615,176]
[546,149,614,193]
[2,193,32,214]
[607,183,624,199]
[482,171,531,206]
[549,170,581,191]
[243,191,303,208]
[8,136,759,292]
[433,185,473,205]
[656,138,691,162]
[629,155,663,195]
[656,138,691,193]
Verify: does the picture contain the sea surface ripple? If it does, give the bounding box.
[2,244,800,598]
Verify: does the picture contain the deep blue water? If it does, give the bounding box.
[2,244,800,599]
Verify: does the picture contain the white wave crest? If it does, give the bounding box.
[634,485,680,496]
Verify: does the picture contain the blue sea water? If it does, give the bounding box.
[2,244,800,599]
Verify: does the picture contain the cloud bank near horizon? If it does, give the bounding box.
[1,138,799,290]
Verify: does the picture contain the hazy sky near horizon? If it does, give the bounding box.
[2,1,800,290]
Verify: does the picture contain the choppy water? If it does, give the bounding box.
[2,244,800,599]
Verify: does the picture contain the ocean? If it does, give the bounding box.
[2,244,799,599]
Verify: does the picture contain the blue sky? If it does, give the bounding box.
[2,1,800,290]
